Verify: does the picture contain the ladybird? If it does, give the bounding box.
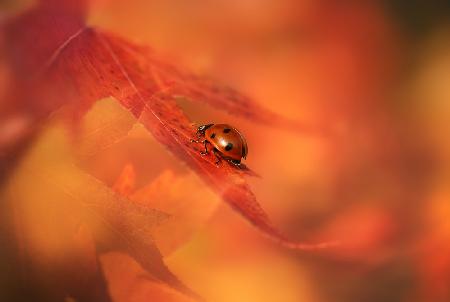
[191,123,248,167]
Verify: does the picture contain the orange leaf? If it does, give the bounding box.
[113,163,136,197]
[2,123,199,299]
[131,169,221,255]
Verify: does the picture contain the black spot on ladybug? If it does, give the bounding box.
[210,133,216,139]
[223,128,231,133]
[225,143,233,151]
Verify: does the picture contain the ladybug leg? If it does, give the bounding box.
[190,136,210,155]
[200,140,210,155]
[229,159,242,168]
[190,132,203,143]
[212,148,222,166]
[190,137,201,143]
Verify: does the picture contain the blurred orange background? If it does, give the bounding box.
[1,1,450,301]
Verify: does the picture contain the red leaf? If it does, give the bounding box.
[3,0,337,256]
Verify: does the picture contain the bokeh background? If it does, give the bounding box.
[1,1,450,301]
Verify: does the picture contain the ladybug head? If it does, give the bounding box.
[196,124,214,136]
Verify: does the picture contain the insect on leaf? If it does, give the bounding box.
[3,0,337,269]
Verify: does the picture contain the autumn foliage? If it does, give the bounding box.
[1,0,450,302]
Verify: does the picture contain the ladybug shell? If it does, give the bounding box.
[204,124,248,161]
